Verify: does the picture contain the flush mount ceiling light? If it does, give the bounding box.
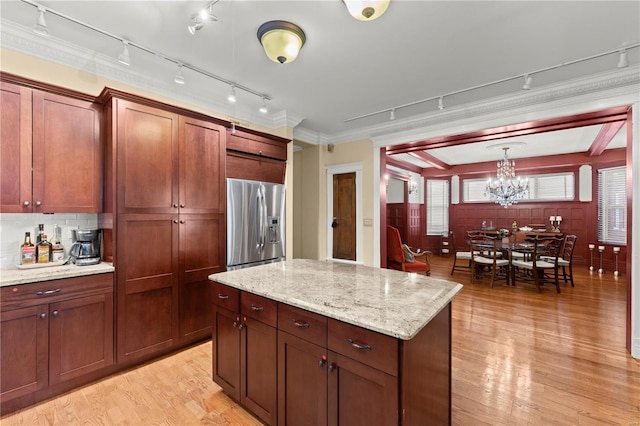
[118,40,130,66]
[257,20,306,64]
[343,0,390,21]
[34,6,48,36]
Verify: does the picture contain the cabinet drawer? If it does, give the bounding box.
[241,292,277,327]
[227,133,287,161]
[212,282,239,312]
[1,273,113,311]
[278,303,327,347]
[328,319,398,377]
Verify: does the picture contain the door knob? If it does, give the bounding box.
[331,217,338,228]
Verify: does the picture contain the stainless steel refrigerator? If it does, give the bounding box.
[226,178,286,270]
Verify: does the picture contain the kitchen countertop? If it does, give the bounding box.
[0,262,115,287]
[209,258,463,340]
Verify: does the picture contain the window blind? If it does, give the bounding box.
[462,172,574,203]
[426,179,449,235]
[598,166,626,244]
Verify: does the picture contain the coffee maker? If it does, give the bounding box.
[70,229,101,266]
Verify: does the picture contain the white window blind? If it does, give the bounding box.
[598,166,626,244]
[426,179,449,235]
[462,172,574,202]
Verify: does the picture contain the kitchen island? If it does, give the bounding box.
[209,259,463,426]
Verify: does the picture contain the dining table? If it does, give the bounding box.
[469,239,539,286]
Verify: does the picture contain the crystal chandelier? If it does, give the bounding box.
[485,147,529,208]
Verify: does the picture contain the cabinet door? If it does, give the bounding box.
[212,306,241,401]
[327,351,398,426]
[0,306,48,401]
[116,99,179,214]
[179,116,225,214]
[49,293,114,385]
[32,90,102,213]
[117,214,179,364]
[179,213,224,343]
[0,82,32,213]
[278,331,328,426]
[242,316,277,426]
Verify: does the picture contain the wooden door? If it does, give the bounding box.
[32,90,102,213]
[327,351,398,426]
[116,100,179,214]
[212,306,241,401]
[0,306,48,401]
[0,82,32,213]
[241,316,277,426]
[179,116,225,214]
[117,214,179,364]
[49,293,114,385]
[178,213,224,343]
[332,172,356,261]
[278,331,328,426]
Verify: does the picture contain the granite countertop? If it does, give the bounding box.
[0,262,115,287]
[209,259,463,340]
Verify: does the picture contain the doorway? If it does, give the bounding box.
[326,163,362,263]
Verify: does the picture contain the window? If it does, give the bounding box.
[462,172,575,202]
[426,179,449,235]
[598,166,626,244]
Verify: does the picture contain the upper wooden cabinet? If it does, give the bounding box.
[0,80,102,213]
[226,129,290,184]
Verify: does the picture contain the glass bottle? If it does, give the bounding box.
[20,232,36,265]
[51,224,65,262]
[36,223,44,244]
[36,234,51,263]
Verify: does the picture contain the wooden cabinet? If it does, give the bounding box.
[102,93,226,365]
[0,80,102,213]
[0,274,114,405]
[212,284,277,426]
[225,128,290,184]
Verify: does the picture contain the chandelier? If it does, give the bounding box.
[485,147,529,208]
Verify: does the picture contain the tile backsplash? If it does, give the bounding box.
[0,213,98,269]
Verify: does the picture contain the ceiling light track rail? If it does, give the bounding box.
[20,0,271,102]
[345,42,640,123]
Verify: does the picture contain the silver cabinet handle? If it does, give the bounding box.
[218,294,229,299]
[52,310,59,317]
[173,203,178,208]
[346,338,372,351]
[292,319,310,328]
[251,304,264,311]
[36,288,61,296]
[35,201,42,207]
[328,363,336,372]
[23,201,30,207]
[40,313,46,319]
[180,203,185,208]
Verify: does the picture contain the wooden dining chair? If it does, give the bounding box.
[469,239,510,287]
[541,234,577,286]
[450,230,473,275]
[511,235,564,293]
[386,225,432,275]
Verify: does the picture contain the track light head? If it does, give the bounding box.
[174,64,185,84]
[389,109,395,121]
[259,97,268,114]
[227,86,237,103]
[617,49,629,68]
[438,97,444,110]
[34,6,48,36]
[118,40,130,66]
[522,74,533,90]
[188,18,204,35]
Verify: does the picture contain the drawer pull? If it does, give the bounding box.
[346,338,372,351]
[251,304,264,311]
[36,288,61,296]
[292,319,310,328]
[218,294,230,300]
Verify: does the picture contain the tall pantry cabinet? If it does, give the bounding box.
[99,90,226,365]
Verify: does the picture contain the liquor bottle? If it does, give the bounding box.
[51,224,65,262]
[20,232,36,265]
[36,223,44,244]
[36,234,51,263]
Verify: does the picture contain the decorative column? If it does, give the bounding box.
[598,245,605,274]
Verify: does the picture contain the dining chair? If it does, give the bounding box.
[511,235,564,293]
[450,230,473,275]
[541,234,577,286]
[469,239,510,287]
[386,225,432,275]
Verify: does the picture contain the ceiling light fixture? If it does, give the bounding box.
[343,0,390,21]
[257,20,306,64]
[227,85,237,103]
[187,18,204,35]
[522,74,532,90]
[259,97,268,114]
[34,6,48,36]
[188,0,219,35]
[438,97,444,110]
[174,64,185,84]
[485,147,529,208]
[389,108,395,121]
[617,49,629,68]
[118,40,130,66]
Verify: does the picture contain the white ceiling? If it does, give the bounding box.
[1,0,638,167]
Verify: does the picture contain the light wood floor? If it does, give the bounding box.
[2,256,639,425]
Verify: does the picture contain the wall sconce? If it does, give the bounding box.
[549,215,562,232]
[408,177,418,195]
[257,20,306,64]
[343,0,390,21]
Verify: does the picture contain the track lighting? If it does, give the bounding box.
[259,97,268,114]
[34,6,48,36]
[617,49,629,68]
[522,74,532,90]
[389,108,395,121]
[227,86,237,103]
[187,18,204,35]
[438,97,444,110]
[343,0,391,21]
[118,40,130,66]
[188,1,219,35]
[174,64,185,84]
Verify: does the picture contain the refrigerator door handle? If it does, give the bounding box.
[256,187,262,251]
[260,186,267,250]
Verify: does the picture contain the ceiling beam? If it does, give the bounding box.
[385,169,409,181]
[408,151,450,170]
[386,156,423,174]
[588,121,625,157]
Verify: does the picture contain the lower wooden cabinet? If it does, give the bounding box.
[0,273,114,407]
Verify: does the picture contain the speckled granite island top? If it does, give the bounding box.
[209,258,463,340]
[0,262,115,287]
